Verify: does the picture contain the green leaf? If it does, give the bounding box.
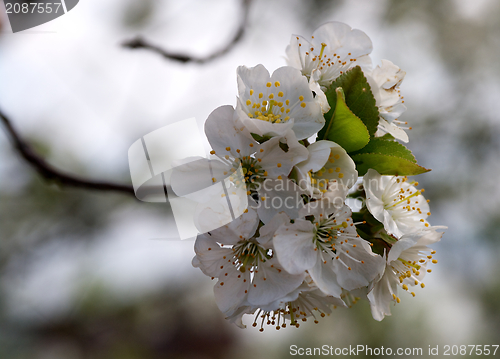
[350,137,429,176]
[352,153,430,176]
[351,137,417,163]
[320,88,370,153]
[378,133,395,141]
[364,237,392,257]
[319,66,379,139]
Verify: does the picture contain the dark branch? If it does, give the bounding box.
[0,108,135,196]
[122,0,251,64]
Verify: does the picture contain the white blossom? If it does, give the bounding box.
[236,64,324,140]
[368,227,445,320]
[273,203,385,298]
[192,208,304,318]
[286,21,373,89]
[295,140,358,198]
[165,21,447,330]
[366,60,409,142]
[363,169,430,238]
[227,277,346,331]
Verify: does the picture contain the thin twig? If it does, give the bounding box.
[122,0,251,63]
[0,108,135,195]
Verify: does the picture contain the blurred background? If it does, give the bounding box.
[1,0,499,358]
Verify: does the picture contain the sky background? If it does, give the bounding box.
[1,0,500,358]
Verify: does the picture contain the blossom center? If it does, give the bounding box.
[233,240,270,273]
[240,157,265,185]
[227,156,266,192]
[244,82,307,123]
[315,218,348,248]
[295,37,359,86]
[389,249,438,300]
[381,177,430,227]
[311,215,364,271]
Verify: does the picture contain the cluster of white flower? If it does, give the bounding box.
[173,22,446,331]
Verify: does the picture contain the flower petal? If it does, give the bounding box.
[308,257,343,298]
[214,270,250,316]
[258,212,290,246]
[332,237,386,290]
[312,22,373,61]
[315,143,358,189]
[367,270,398,321]
[296,140,333,174]
[273,219,317,275]
[257,178,306,224]
[205,105,257,158]
[193,234,232,277]
[205,202,259,244]
[248,257,304,306]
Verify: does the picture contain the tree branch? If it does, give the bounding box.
[122,0,251,64]
[0,108,135,196]
[1,1,253,196]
